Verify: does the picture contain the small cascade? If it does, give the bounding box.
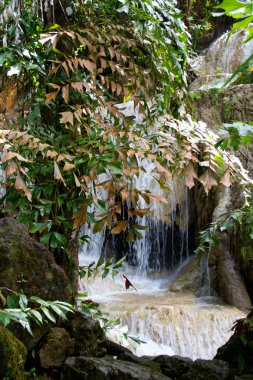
[80,272,245,360]
[112,298,245,360]
[191,29,253,90]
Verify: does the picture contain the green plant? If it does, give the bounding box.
[0,288,74,335]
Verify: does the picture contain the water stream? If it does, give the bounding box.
[79,168,245,360]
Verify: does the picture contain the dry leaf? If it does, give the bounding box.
[220,170,231,187]
[111,220,128,234]
[63,162,75,171]
[199,170,218,193]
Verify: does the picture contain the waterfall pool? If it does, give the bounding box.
[79,262,245,360]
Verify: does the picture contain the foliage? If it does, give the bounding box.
[215,121,253,151]
[0,288,74,335]
[79,255,126,280]
[0,0,252,268]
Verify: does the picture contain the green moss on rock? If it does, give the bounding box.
[0,326,27,380]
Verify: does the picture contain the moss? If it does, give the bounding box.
[0,326,27,380]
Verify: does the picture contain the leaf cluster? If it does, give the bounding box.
[0,288,74,335]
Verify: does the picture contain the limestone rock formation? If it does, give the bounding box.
[0,217,69,301]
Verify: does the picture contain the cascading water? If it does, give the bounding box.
[127,161,190,275]
[191,29,253,90]
[79,168,245,360]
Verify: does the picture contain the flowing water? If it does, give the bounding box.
[191,29,253,90]
[79,168,245,360]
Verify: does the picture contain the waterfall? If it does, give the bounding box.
[127,163,190,275]
[191,29,253,90]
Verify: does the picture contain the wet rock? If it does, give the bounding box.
[63,311,105,357]
[61,356,171,379]
[169,257,202,295]
[153,355,193,378]
[215,331,253,375]
[0,326,27,380]
[39,328,74,369]
[101,339,132,356]
[180,359,234,380]
[0,218,69,301]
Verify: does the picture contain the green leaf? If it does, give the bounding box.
[107,162,123,175]
[41,307,56,323]
[53,232,68,245]
[29,222,51,234]
[113,256,126,269]
[93,217,108,233]
[40,233,52,245]
[96,255,105,268]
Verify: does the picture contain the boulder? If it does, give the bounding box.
[0,218,69,301]
[180,359,234,380]
[38,328,74,369]
[63,311,105,357]
[61,356,171,380]
[153,355,193,378]
[215,331,253,375]
[0,326,27,380]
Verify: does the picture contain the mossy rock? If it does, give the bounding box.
[0,326,27,379]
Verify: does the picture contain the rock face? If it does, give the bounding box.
[208,188,252,311]
[192,84,253,130]
[0,326,27,380]
[0,218,69,301]
[215,331,253,376]
[62,356,170,380]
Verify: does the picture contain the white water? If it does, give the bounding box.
[79,267,245,360]
[79,100,245,360]
[191,29,253,90]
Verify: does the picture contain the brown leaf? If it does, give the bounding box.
[62,61,69,77]
[118,150,127,161]
[45,90,59,104]
[220,170,231,187]
[199,170,218,193]
[73,206,87,229]
[15,173,32,201]
[46,150,58,158]
[71,82,84,94]
[63,162,75,171]
[54,161,66,186]
[111,220,128,234]
[74,173,81,187]
[185,163,198,189]
[135,209,151,217]
[60,111,74,126]
[121,273,138,293]
[6,160,18,177]
[4,152,30,163]
[62,84,70,104]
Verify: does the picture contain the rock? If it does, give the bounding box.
[61,356,171,379]
[208,188,252,311]
[153,355,193,378]
[180,359,234,380]
[0,326,27,380]
[215,331,253,375]
[0,218,69,301]
[39,328,74,369]
[101,339,132,356]
[169,257,202,295]
[63,311,105,357]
